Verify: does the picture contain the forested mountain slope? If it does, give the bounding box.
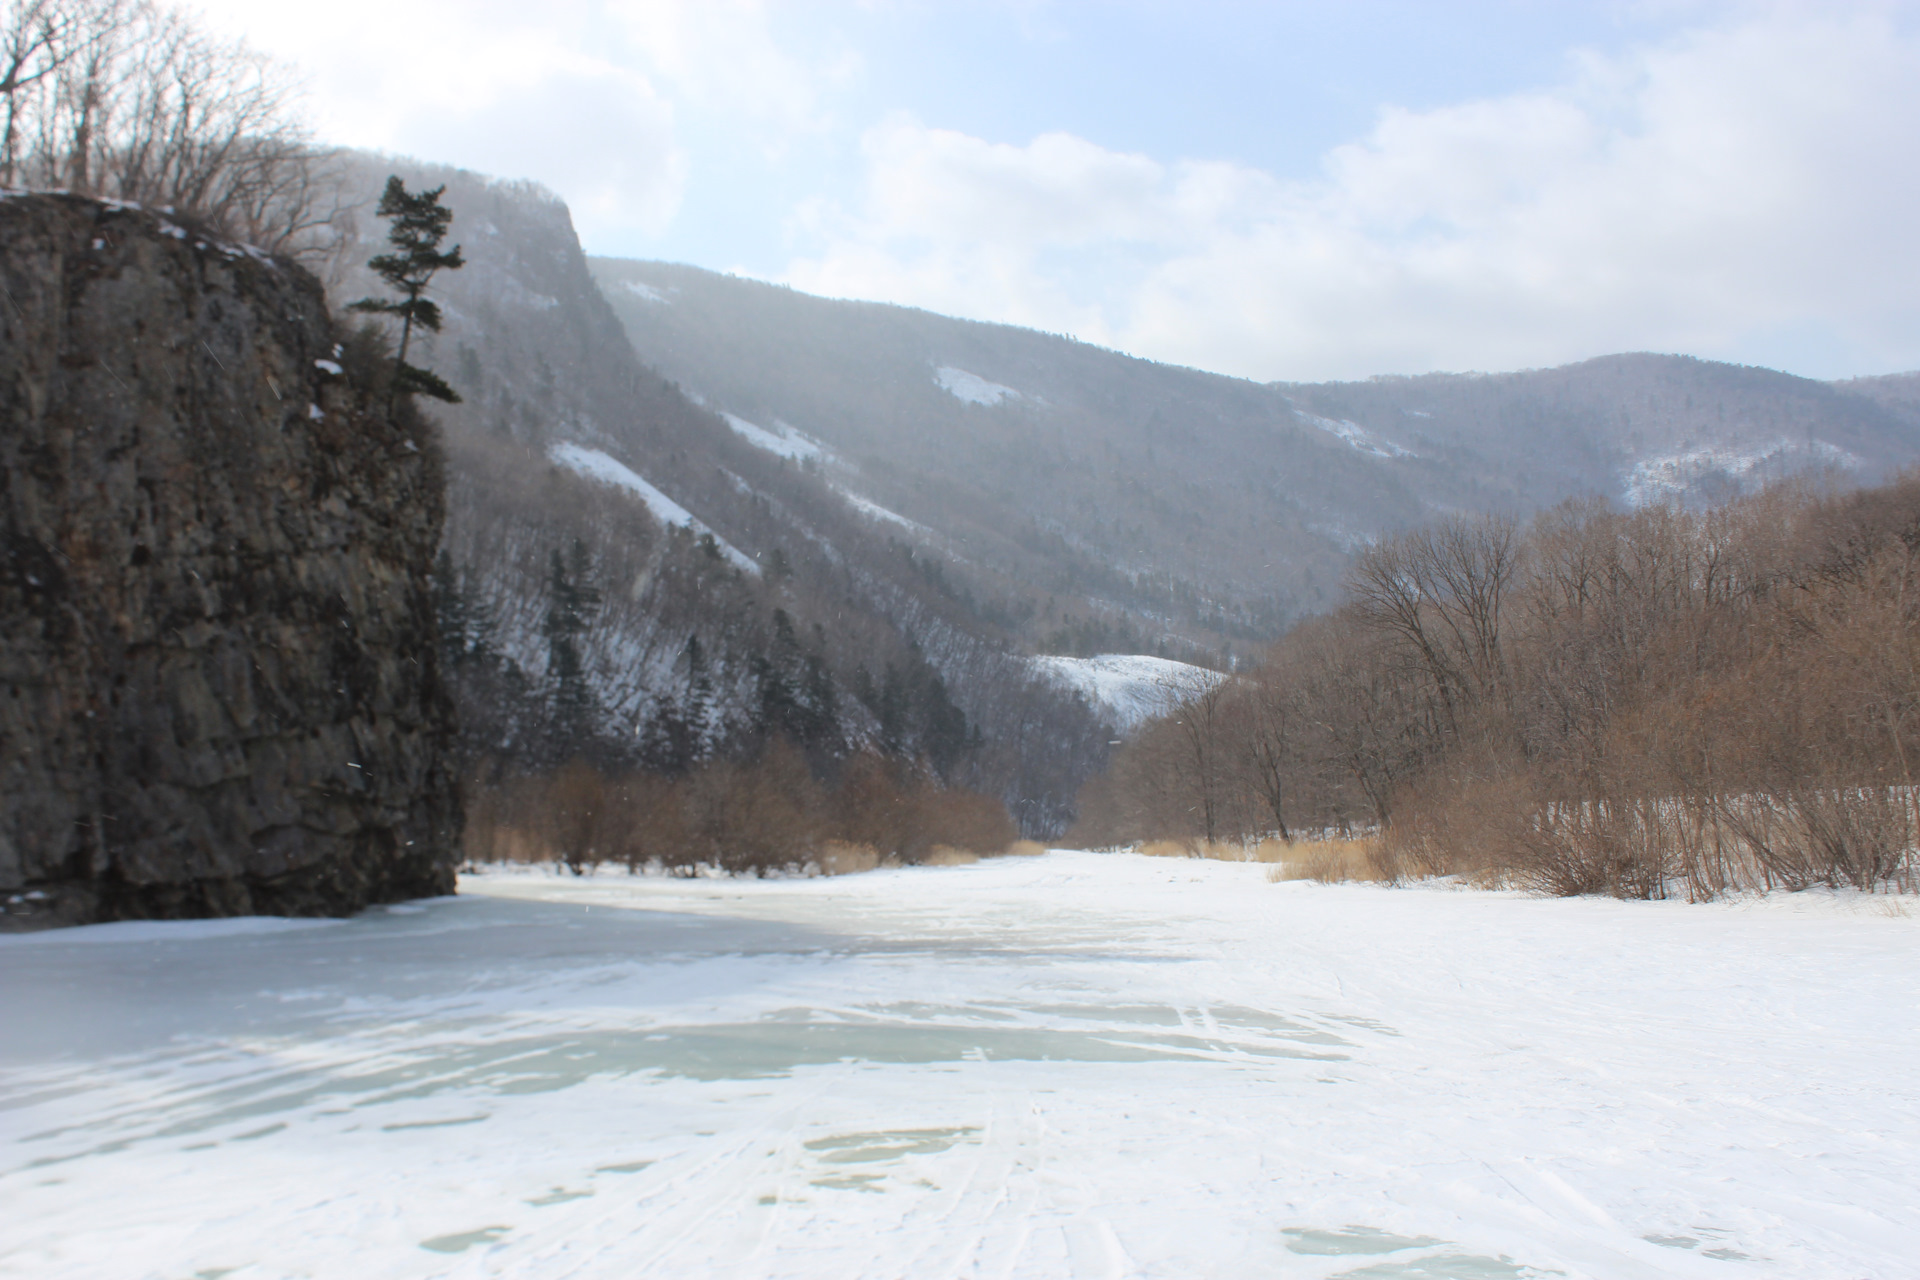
[1287,354,1920,509]
[325,158,1107,834]
[590,259,1920,655]
[316,158,1919,837]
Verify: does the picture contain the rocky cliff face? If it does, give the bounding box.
[0,193,459,928]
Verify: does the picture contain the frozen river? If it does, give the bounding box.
[3,851,1917,1278]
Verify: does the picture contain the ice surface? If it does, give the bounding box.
[3,853,1917,1278]
[548,442,761,574]
[1033,652,1227,730]
[935,365,1021,406]
[1285,1226,1449,1255]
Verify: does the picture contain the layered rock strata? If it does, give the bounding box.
[0,194,459,927]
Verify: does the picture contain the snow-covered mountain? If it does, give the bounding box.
[320,157,1920,835]
[1032,655,1226,732]
[325,157,1111,834]
[590,258,1920,658]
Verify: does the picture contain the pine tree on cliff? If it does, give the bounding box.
[351,176,464,411]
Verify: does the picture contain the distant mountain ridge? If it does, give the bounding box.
[589,258,1920,656]
[1284,353,1920,510]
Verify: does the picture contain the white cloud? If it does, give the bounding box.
[606,0,849,144]
[191,0,828,245]
[785,10,1920,381]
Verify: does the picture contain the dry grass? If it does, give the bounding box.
[1131,835,1387,883]
[463,748,1024,878]
[816,841,886,876]
[1137,838,1271,861]
[922,845,981,867]
[1000,840,1049,858]
[1263,837,1390,884]
[465,824,553,865]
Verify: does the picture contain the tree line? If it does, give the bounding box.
[424,425,1087,870]
[1075,475,1920,898]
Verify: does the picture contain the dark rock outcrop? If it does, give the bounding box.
[0,193,459,928]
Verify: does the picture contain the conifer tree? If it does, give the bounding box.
[543,538,602,744]
[351,176,465,410]
[430,550,469,669]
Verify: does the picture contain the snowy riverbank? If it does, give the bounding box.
[3,851,1916,1277]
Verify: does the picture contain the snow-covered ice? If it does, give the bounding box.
[1034,653,1226,730]
[935,366,1022,407]
[4,851,1917,1279]
[549,442,761,574]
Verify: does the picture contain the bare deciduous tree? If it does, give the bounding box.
[1089,475,1920,898]
[0,0,341,253]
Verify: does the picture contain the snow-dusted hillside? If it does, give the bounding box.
[316,157,1111,832]
[934,365,1023,406]
[1033,653,1226,731]
[589,257,1920,644]
[549,443,761,574]
[5,852,1915,1278]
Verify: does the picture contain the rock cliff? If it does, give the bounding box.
[0,193,459,928]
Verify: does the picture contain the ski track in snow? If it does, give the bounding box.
[3,852,1917,1278]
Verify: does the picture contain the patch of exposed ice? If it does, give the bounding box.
[0,915,348,947]
[548,443,761,575]
[1032,653,1227,731]
[935,366,1021,407]
[1295,409,1415,459]
[723,413,826,463]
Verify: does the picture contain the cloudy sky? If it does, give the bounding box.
[196,0,1920,383]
